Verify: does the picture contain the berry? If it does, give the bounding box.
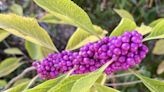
[33,30,148,79]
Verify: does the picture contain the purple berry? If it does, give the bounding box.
[121,43,130,50]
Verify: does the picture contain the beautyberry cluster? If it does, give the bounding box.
[33,30,148,79]
[33,51,76,79]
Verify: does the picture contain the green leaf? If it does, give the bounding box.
[135,24,152,35]
[48,74,86,92]
[132,72,164,92]
[95,74,107,85]
[0,80,7,87]
[110,18,137,37]
[149,18,164,27]
[153,40,164,55]
[0,29,10,42]
[41,47,54,58]
[143,20,164,41]
[39,14,64,24]
[0,14,58,52]
[66,25,107,50]
[13,78,30,87]
[71,60,113,92]
[94,83,120,92]
[25,75,65,92]
[33,0,99,37]
[157,61,164,75]
[25,41,43,60]
[114,9,134,20]
[5,81,30,92]
[10,3,23,16]
[4,48,23,55]
[0,57,22,78]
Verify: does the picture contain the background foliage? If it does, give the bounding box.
[0,0,164,92]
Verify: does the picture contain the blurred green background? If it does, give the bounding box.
[0,0,164,92]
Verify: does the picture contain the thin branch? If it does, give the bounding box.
[106,80,142,86]
[24,75,39,90]
[108,71,141,79]
[4,66,36,90]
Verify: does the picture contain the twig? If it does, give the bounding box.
[106,80,142,86]
[24,75,39,90]
[108,71,141,79]
[4,66,36,90]
[111,74,117,88]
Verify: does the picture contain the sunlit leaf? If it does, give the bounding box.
[71,60,113,92]
[5,81,30,92]
[149,18,164,27]
[132,71,164,92]
[153,40,164,55]
[0,29,10,42]
[95,74,107,85]
[41,47,54,58]
[33,0,99,37]
[110,18,137,37]
[25,75,65,92]
[66,25,107,50]
[135,24,152,35]
[94,83,120,92]
[48,74,86,92]
[114,9,134,20]
[0,80,7,87]
[143,20,164,41]
[10,3,23,16]
[13,78,30,87]
[25,41,43,60]
[0,58,22,77]
[157,61,164,75]
[4,48,23,55]
[0,14,58,52]
[39,14,64,24]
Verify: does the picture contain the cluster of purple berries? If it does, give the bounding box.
[33,31,148,79]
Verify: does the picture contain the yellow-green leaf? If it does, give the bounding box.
[153,40,164,55]
[10,3,23,16]
[4,48,23,55]
[25,75,65,92]
[71,60,113,92]
[132,72,164,92]
[0,80,7,87]
[143,20,164,41]
[110,18,137,37]
[94,83,120,92]
[25,41,43,60]
[48,74,86,92]
[149,18,164,27]
[95,74,107,85]
[0,29,10,42]
[41,47,54,58]
[135,24,152,35]
[157,61,164,75]
[13,78,30,87]
[114,9,134,20]
[33,0,99,37]
[66,25,107,50]
[5,81,30,92]
[39,14,64,24]
[0,58,22,77]
[0,14,58,52]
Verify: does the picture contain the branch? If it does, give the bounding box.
[108,71,141,79]
[106,80,142,86]
[24,75,39,90]
[4,66,36,90]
